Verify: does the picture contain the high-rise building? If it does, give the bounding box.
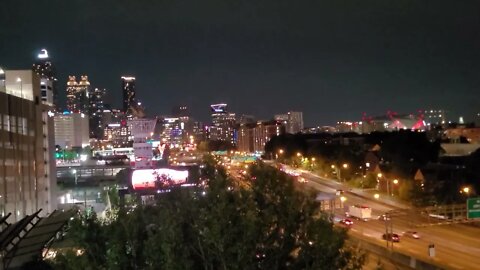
[121,76,136,114]
[423,109,447,126]
[160,117,185,148]
[0,69,56,221]
[274,114,288,126]
[287,111,303,134]
[172,105,194,142]
[237,120,285,153]
[192,121,206,142]
[237,122,256,153]
[66,75,90,113]
[239,114,256,124]
[32,49,58,111]
[54,112,90,149]
[172,105,189,119]
[209,104,236,145]
[274,111,303,134]
[89,88,106,138]
[102,109,131,147]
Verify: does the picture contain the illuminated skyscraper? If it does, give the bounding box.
[66,75,90,113]
[287,111,303,134]
[89,87,106,138]
[32,49,58,110]
[274,111,303,134]
[209,103,236,145]
[121,76,136,114]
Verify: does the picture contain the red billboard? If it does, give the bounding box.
[131,168,189,190]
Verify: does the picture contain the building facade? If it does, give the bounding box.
[121,76,136,114]
[54,113,89,149]
[159,117,185,148]
[237,120,284,153]
[209,104,236,145]
[0,69,56,221]
[32,49,58,111]
[102,108,131,147]
[66,75,90,113]
[88,87,106,139]
[274,111,304,134]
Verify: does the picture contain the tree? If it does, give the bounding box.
[51,162,364,270]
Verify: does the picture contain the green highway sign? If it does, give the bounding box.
[467,197,480,219]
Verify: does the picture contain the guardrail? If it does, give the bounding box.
[349,234,446,270]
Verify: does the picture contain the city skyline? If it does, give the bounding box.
[1,0,479,126]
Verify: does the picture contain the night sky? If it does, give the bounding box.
[1,0,479,126]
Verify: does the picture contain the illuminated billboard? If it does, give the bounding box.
[131,168,189,190]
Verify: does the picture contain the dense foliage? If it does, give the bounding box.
[51,162,364,270]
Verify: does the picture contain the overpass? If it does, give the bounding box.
[56,165,130,185]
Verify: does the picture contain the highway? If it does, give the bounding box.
[302,171,480,270]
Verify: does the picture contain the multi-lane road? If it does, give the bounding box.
[302,170,480,270]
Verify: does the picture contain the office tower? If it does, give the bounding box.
[32,49,58,110]
[121,76,136,114]
[160,117,185,148]
[54,112,90,149]
[237,120,284,153]
[89,88,106,138]
[192,121,206,142]
[66,75,90,113]
[102,108,131,147]
[239,114,256,124]
[172,105,189,119]
[274,111,303,134]
[0,69,56,221]
[209,104,236,145]
[287,111,303,134]
[237,122,256,153]
[423,109,447,126]
[172,105,194,142]
[274,114,288,126]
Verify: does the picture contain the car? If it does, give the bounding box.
[339,218,353,226]
[377,214,391,221]
[402,231,420,239]
[382,233,400,242]
[335,189,345,195]
[297,177,308,183]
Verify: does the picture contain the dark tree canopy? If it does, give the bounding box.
[50,161,364,270]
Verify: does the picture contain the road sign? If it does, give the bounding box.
[428,244,435,257]
[467,197,480,219]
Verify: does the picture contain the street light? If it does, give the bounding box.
[374,193,380,199]
[393,179,399,185]
[340,196,347,208]
[72,169,78,185]
[460,186,471,197]
[342,163,348,169]
[16,77,23,99]
[296,152,302,157]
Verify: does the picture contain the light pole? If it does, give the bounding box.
[16,77,23,98]
[392,179,399,196]
[72,169,78,185]
[460,186,472,198]
[340,196,347,208]
[341,163,348,182]
[72,169,78,203]
[377,173,391,196]
[277,149,284,161]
